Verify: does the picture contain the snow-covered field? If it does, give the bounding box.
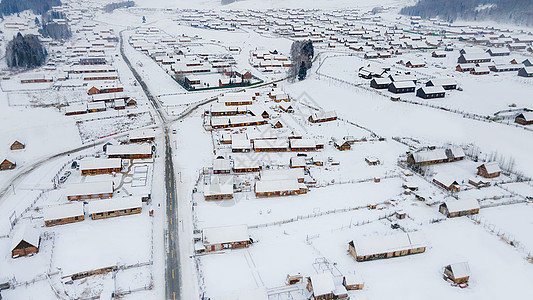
[1,1,533,300]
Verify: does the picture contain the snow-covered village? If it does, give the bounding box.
[0,0,533,299]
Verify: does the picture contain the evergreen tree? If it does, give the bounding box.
[298,63,307,81]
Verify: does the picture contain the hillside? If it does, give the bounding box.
[0,0,61,16]
[400,0,533,27]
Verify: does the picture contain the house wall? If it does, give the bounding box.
[12,246,39,258]
[45,215,85,227]
[68,192,113,201]
[81,167,121,176]
[90,207,142,220]
[204,194,233,200]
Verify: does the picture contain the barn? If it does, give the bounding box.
[348,231,427,262]
[426,78,457,90]
[306,273,335,300]
[388,81,415,94]
[0,159,16,170]
[80,158,122,175]
[43,202,85,227]
[439,199,480,218]
[515,113,533,125]
[416,86,445,99]
[443,262,471,284]
[66,181,114,201]
[370,78,391,89]
[477,162,501,178]
[10,141,25,151]
[87,196,142,220]
[200,224,250,253]
[11,226,40,258]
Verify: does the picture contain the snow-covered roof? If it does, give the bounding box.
[91,92,129,102]
[11,226,40,250]
[443,199,480,213]
[389,74,416,82]
[433,174,459,187]
[261,168,304,181]
[517,112,533,121]
[254,139,289,149]
[344,273,364,285]
[202,224,249,245]
[420,86,445,94]
[427,78,456,87]
[372,78,391,85]
[80,158,122,171]
[289,138,316,149]
[213,159,231,171]
[87,196,142,214]
[391,81,415,89]
[65,104,87,113]
[310,272,335,296]
[106,144,152,156]
[290,156,306,167]
[65,181,114,197]
[129,129,157,141]
[233,158,259,169]
[311,111,337,120]
[449,262,471,279]
[352,231,427,257]
[43,202,84,221]
[204,183,233,197]
[255,179,306,193]
[479,162,501,174]
[231,139,251,149]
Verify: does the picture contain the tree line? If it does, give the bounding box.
[401,0,533,27]
[0,0,61,16]
[6,33,47,69]
[104,1,135,13]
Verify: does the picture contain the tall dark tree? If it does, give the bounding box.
[298,63,307,81]
[6,33,47,69]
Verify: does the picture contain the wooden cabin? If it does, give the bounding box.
[518,67,533,77]
[444,262,471,284]
[307,273,335,300]
[335,140,351,151]
[290,156,306,168]
[43,202,85,227]
[289,139,316,152]
[343,274,364,290]
[66,181,114,201]
[417,86,445,99]
[255,179,307,197]
[11,227,40,258]
[106,144,152,159]
[426,78,457,90]
[515,113,533,125]
[388,81,415,94]
[213,159,231,174]
[87,196,142,220]
[80,158,122,175]
[407,148,465,166]
[476,162,501,178]
[233,159,260,173]
[200,225,250,253]
[365,157,380,165]
[433,175,460,192]
[204,183,234,200]
[309,111,337,123]
[348,231,427,262]
[439,199,480,218]
[0,159,16,170]
[253,139,289,152]
[470,66,490,75]
[10,141,25,150]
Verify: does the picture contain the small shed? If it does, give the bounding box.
[10,141,25,151]
[11,226,40,258]
[0,159,16,171]
[202,224,250,252]
[476,162,501,178]
[365,156,380,165]
[444,262,471,284]
[439,199,480,218]
[343,274,364,290]
[515,113,533,125]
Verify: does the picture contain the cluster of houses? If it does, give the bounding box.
[251,49,292,72]
[1,140,27,171]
